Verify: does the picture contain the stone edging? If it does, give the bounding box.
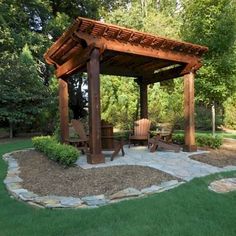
[2,150,185,209]
[208,178,236,193]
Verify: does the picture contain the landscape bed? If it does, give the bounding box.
[190,141,236,167]
[11,150,176,198]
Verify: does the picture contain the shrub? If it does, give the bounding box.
[172,133,223,149]
[32,136,79,166]
[196,134,223,149]
[172,133,185,145]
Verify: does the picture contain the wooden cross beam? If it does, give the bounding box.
[142,65,186,84]
[56,44,95,78]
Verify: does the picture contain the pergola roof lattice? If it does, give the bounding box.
[45,17,208,83]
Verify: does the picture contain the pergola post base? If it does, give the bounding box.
[183,145,197,152]
[87,154,105,164]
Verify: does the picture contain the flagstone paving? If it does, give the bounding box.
[77,145,236,181]
[3,146,236,209]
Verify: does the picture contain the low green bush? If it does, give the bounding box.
[172,133,223,149]
[172,134,185,145]
[32,136,79,166]
[196,134,223,149]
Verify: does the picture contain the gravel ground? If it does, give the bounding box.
[12,150,175,198]
[190,141,236,167]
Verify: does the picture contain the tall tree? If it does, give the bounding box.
[181,0,236,133]
[0,45,50,137]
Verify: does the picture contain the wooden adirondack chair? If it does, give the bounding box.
[148,135,180,153]
[67,119,124,160]
[148,123,180,152]
[66,119,89,154]
[128,118,151,147]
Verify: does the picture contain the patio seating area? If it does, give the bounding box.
[77,145,235,181]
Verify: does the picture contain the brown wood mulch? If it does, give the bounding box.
[190,140,236,168]
[12,150,175,198]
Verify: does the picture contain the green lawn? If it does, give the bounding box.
[1,140,236,236]
[175,130,236,139]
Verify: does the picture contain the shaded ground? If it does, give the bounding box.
[12,150,175,198]
[190,139,236,167]
[0,133,41,144]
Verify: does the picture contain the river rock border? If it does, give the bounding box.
[2,150,185,209]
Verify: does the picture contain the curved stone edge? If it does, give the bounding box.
[2,150,185,209]
[208,178,236,193]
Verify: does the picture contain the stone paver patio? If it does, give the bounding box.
[77,145,236,181]
[3,146,236,208]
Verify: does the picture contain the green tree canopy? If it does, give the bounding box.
[181,0,236,106]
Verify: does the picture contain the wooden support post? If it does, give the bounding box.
[87,48,105,164]
[58,78,69,143]
[183,72,197,152]
[139,79,148,118]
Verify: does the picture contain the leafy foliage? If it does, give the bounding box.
[0,45,50,126]
[223,93,236,129]
[196,134,223,149]
[181,0,236,106]
[1,0,236,136]
[101,76,139,129]
[32,136,79,166]
[173,133,223,149]
[149,81,184,127]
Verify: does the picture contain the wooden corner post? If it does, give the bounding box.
[183,72,197,152]
[87,48,105,164]
[59,78,69,143]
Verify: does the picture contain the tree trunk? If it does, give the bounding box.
[212,102,216,136]
[9,121,13,139]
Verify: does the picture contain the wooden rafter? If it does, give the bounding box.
[45,17,208,79]
[74,31,200,65]
[56,44,95,78]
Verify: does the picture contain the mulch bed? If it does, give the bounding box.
[190,142,236,167]
[12,150,175,198]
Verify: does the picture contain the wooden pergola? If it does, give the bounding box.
[44,17,208,164]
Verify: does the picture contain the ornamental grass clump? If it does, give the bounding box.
[32,136,79,166]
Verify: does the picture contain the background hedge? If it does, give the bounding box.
[172,133,223,149]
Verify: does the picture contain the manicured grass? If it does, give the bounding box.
[175,130,236,139]
[1,140,236,236]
